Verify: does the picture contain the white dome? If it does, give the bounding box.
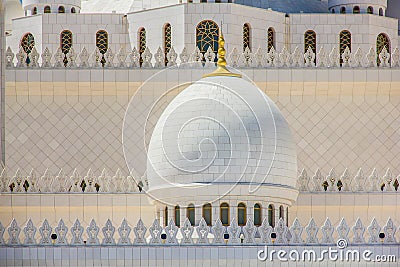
[146,75,298,206]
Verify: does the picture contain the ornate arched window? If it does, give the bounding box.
[58,6,65,13]
[304,30,316,63]
[138,27,146,67]
[164,207,168,227]
[21,33,35,65]
[376,33,390,66]
[32,7,37,15]
[279,205,284,220]
[60,30,72,67]
[267,27,275,52]
[238,203,246,226]
[367,6,373,14]
[203,203,212,226]
[268,204,275,227]
[196,20,219,61]
[187,204,195,226]
[71,7,76,13]
[44,6,51,13]
[340,30,351,65]
[379,8,383,16]
[163,23,172,66]
[174,205,180,227]
[243,23,251,52]
[220,203,229,226]
[96,30,108,67]
[340,7,346,13]
[21,33,35,54]
[353,6,360,14]
[254,203,262,226]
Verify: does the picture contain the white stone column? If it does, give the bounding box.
[195,204,202,226]
[274,206,280,227]
[230,204,236,225]
[248,204,254,224]
[212,205,218,225]
[159,207,165,227]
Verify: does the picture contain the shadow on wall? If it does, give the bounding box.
[386,0,400,35]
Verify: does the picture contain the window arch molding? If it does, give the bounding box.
[243,23,251,52]
[196,20,219,60]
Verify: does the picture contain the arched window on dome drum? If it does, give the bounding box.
[238,203,246,226]
[353,6,360,14]
[254,203,262,226]
[96,30,108,67]
[367,6,373,14]
[339,30,351,66]
[138,27,146,67]
[58,6,65,13]
[163,23,172,66]
[20,33,35,66]
[340,7,346,14]
[304,30,316,63]
[279,205,284,220]
[376,33,390,66]
[331,9,335,14]
[32,7,37,15]
[44,6,51,13]
[60,30,72,67]
[196,20,219,62]
[174,206,180,227]
[268,204,275,227]
[243,23,251,52]
[164,206,168,227]
[267,27,275,52]
[203,203,212,226]
[220,203,229,226]
[187,204,195,226]
[71,7,76,13]
[379,8,383,16]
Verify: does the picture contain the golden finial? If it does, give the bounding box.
[203,30,242,78]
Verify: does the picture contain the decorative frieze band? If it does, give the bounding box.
[5,45,400,69]
[0,217,397,246]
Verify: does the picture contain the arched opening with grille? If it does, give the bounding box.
[32,7,37,15]
[243,23,251,52]
[203,203,212,226]
[340,7,346,13]
[220,203,229,226]
[254,203,262,226]
[71,7,76,13]
[44,6,51,13]
[163,23,172,66]
[238,203,246,226]
[20,33,35,66]
[196,20,219,62]
[187,204,195,226]
[164,207,168,227]
[339,30,351,66]
[60,30,72,67]
[96,30,108,67]
[304,30,316,63]
[367,6,373,14]
[267,27,275,52]
[353,6,360,14]
[138,27,146,67]
[58,6,65,13]
[376,33,390,66]
[174,206,180,227]
[268,204,275,227]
